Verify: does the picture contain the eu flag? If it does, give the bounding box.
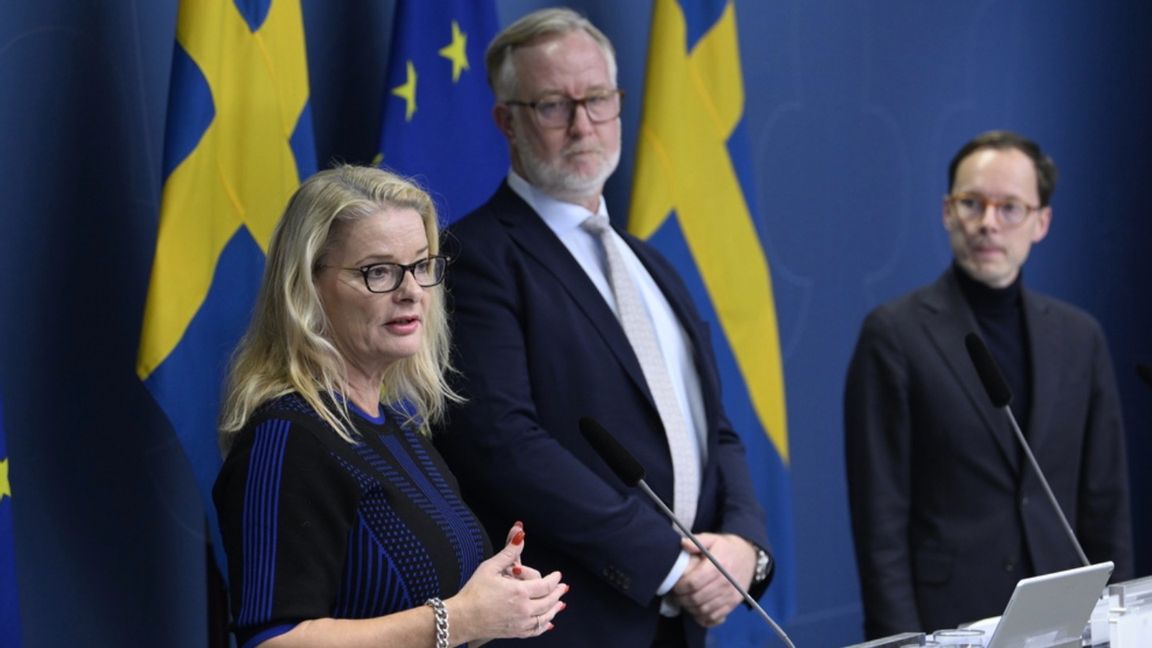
[0,399,21,646]
[376,0,507,224]
[136,0,316,569]
[630,0,795,642]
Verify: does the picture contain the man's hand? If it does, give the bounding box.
[670,533,758,627]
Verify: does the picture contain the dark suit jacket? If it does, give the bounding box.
[435,183,771,647]
[844,267,1133,638]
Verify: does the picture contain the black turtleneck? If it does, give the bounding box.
[954,263,1032,434]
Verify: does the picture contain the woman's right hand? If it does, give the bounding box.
[447,524,568,644]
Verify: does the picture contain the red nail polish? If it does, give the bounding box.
[511,530,525,545]
[547,623,555,631]
[512,566,523,576]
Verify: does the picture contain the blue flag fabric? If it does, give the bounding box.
[0,400,22,646]
[376,0,507,224]
[630,0,796,641]
[137,0,316,571]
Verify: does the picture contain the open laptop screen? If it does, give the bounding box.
[985,561,1113,648]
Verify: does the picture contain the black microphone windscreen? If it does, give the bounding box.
[578,417,646,486]
[964,332,1013,408]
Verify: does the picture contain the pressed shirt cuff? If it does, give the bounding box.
[656,549,690,596]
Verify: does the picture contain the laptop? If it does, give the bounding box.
[981,561,1114,648]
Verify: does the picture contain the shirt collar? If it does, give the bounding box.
[507,170,610,235]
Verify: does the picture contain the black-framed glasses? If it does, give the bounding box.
[945,192,1041,227]
[327,255,449,293]
[505,89,624,129]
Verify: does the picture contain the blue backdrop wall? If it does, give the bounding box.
[1,2,1148,646]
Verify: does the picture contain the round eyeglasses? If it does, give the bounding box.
[325,255,449,293]
[504,90,624,129]
[946,193,1041,227]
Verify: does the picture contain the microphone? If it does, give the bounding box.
[578,417,795,648]
[963,333,1090,567]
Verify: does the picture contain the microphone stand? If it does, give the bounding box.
[578,416,794,647]
[636,480,796,648]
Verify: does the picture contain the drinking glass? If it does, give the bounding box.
[932,628,985,647]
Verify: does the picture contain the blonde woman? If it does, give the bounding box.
[213,166,566,648]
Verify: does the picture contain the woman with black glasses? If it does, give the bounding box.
[213,165,566,648]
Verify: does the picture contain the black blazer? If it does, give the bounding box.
[844,268,1132,638]
[435,183,771,647]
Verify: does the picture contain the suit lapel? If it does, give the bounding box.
[921,270,1021,473]
[488,186,654,406]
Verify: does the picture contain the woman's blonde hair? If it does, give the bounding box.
[219,165,459,453]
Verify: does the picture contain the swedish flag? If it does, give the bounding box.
[136,0,316,567]
[376,0,506,224]
[630,0,795,640]
[0,400,22,646]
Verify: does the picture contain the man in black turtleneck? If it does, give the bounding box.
[843,130,1133,639]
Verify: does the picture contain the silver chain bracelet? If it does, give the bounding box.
[424,597,449,648]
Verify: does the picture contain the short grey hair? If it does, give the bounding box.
[485,7,617,100]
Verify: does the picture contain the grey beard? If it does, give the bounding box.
[516,139,620,205]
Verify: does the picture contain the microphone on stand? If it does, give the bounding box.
[578,417,796,648]
[963,332,1090,567]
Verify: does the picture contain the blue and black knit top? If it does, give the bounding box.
[213,393,491,648]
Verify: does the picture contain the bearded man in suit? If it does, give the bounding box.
[434,8,773,648]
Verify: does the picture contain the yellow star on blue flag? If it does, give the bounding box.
[391,60,417,122]
[0,458,8,503]
[439,20,469,83]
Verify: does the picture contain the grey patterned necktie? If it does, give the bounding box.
[582,214,699,528]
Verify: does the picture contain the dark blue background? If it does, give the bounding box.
[1,1,1148,646]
